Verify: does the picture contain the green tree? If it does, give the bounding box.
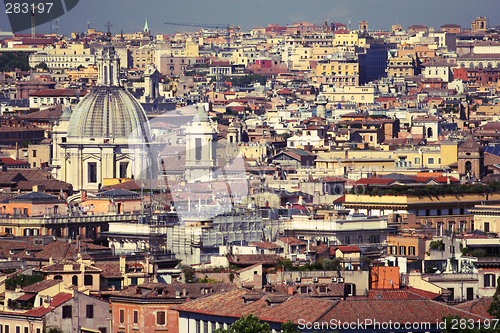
[488,276,500,319]
[35,62,49,71]
[0,52,31,71]
[281,321,300,333]
[323,258,341,271]
[214,314,271,333]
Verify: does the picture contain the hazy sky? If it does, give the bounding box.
[0,0,499,36]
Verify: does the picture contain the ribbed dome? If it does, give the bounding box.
[67,86,149,138]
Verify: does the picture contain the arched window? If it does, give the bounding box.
[72,275,78,286]
[469,63,474,68]
[465,161,472,175]
[478,62,483,69]
[54,275,63,280]
[427,127,433,138]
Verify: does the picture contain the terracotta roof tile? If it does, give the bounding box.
[22,279,62,293]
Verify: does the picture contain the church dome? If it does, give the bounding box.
[67,86,149,138]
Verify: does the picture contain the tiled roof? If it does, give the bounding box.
[0,158,30,166]
[355,178,395,185]
[300,243,329,254]
[0,170,72,192]
[174,289,334,324]
[455,297,494,319]
[268,283,344,298]
[111,282,237,300]
[21,105,63,121]
[277,237,306,246]
[39,261,101,273]
[31,241,78,261]
[362,289,431,300]
[459,136,483,151]
[227,254,280,266]
[22,279,62,293]
[333,246,361,253]
[412,114,441,122]
[94,261,122,279]
[28,89,87,97]
[249,242,280,250]
[320,299,487,324]
[24,292,72,317]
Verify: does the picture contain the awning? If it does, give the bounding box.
[16,293,36,301]
[81,328,102,333]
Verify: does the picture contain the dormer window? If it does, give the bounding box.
[202,287,212,295]
[319,286,327,293]
[9,249,14,255]
[300,286,308,294]
[26,250,30,255]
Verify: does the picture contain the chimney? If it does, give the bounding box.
[447,176,451,185]
[288,286,294,295]
[119,255,126,274]
[175,286,181,298]
[49,257,53,265]
[182,287,186,297]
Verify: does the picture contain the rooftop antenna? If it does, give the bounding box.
[87,21,90,30]
[31,5,35,38]
[53,19,59,35]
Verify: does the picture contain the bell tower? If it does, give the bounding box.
[184,104,218,183]
[458,136,484,180]
[97,22,121,87]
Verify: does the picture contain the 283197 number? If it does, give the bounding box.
[5,2,53,14]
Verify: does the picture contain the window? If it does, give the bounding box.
[195,320,201,333]
[485,222,490,233]
[414,157,420,165]
[86,304,94,318]
[15,327,19,333]
[133,310,138,324]
[157,311,166,325]
[119,309,125,324]
[195,138,202,161]
[84,275,93,286]
[119,162,128,178]
[485,274,496,287]
[62,305,72,319]
[4,326,8,333]
[88,162,97,183]
[72,275,78,286]
[409,246,416,256]
[399,246,406,255]
[203,321,209,333]
[32,150,36,157]
[427,157,435,165]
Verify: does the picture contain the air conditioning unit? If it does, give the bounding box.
[312,277,318,283]
[331,277,337,283]
[337,277,344,283]
[295,277,301,283]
